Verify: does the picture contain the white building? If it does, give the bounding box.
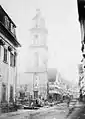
[0,6,21,104]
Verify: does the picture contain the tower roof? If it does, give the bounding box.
[32,9,45,28]
[33,9,41,20]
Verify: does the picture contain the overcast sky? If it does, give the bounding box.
[1,0,82,83]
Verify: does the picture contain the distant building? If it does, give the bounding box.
[71,85,79,99]
[0,6,21,104]
[47,68,60,101]
[47,69,69,101]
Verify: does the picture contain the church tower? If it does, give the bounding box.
[29,9,48,99]
[29,9,48,71]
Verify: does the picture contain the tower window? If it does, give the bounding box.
[35,34,38,38]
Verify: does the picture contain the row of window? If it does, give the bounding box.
[0,13,16,37]
[0,38,17,67]
[3,47,16,67]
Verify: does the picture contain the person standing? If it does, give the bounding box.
[67,96,70,108]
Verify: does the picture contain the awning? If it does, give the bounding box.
[49,90,61,95]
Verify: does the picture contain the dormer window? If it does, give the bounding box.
[4,16,9,30]
[11,23,15,35]
[11,23,13,32]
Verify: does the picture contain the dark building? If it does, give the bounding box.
[77,0,85,101]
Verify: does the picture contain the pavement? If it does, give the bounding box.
[66,101,85,119]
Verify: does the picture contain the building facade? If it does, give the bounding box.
[78,63,85,99]
[47,69,71,101]
[0,6,20,104]
[47,68,61,101]
[77,0,85,101]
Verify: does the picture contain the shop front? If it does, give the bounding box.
[48,90,61,102]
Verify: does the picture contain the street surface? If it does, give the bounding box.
[0,103,70,119]
[68,101,85,119]
[30,103,69,119]
[1,101,85,119]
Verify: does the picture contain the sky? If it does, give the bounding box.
[1,0,82,83]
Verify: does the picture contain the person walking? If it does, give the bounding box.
[67,96,70,108]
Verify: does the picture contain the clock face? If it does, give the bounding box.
[34,34,38,38]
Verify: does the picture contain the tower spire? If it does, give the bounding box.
[32,9,46,28]
[33,9,41,21]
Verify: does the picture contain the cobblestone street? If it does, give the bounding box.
[0,102,75,119]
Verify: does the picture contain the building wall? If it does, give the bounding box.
[0,32,17,103]
[77,1,85,99]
